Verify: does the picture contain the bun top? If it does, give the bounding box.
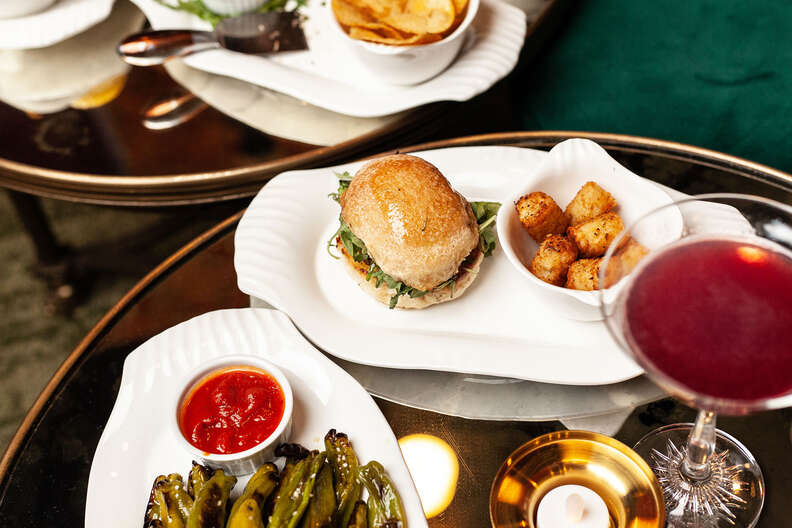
[340,154,478,291]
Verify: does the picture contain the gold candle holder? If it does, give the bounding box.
[489,430,665,528]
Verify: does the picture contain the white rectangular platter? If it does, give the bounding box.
[234,146,646,385]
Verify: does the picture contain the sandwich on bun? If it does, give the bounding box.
[328,154,500,309]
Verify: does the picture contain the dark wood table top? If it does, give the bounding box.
[1,133,791,527]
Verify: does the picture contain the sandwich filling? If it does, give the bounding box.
[328,172,500,308]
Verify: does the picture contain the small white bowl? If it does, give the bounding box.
[327,0,479,85]
[172,354,294,476]
[0,0,56,19]
[203,0,267,15]
[496,139,684,321]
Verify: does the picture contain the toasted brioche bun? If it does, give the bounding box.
[338,239,483,309]
[340,154,479,292]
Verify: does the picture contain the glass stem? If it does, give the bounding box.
[682,409,716,480]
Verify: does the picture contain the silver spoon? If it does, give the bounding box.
[118,11,307,66]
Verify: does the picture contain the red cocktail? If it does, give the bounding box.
[600,194,792,528]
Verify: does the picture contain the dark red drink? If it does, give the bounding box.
[624,238,792,402]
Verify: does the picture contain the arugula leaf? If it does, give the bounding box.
[326,175,501,308]
[154,0,305,26]
[470,201,501,257]
[328,172,352,203]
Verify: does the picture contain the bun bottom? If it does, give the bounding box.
[339,243,483,309]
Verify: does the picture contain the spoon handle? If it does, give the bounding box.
[142,92,208,130]
[118,30,218,66]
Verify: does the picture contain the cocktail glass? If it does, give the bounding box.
[599,193,792,527]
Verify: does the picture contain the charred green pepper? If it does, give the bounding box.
[324,430,363,528]
[359,462,406,528]
[300,462,337,528]
[187,462,213,500]
[144,474,194,528]
[187,469,237,528]
[346,501,367,528]
[228,463,279,523]
[228,498,267,528]
[268,451,326,528]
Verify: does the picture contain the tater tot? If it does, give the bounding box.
[529,235,578,286]
[516,192,569,243]
[567,211,625,258]
[566,258,602,291]
[600,237,649,287]
[615,237,649,273]
[565,181,617,226]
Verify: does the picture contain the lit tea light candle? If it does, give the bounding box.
[536,485,608,528]
[398,434,459,518]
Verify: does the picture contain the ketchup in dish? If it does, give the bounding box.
[179,367,286,455]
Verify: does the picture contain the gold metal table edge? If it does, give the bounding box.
[2,131,791,205]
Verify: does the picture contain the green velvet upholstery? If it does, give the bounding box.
[517,0,792,172]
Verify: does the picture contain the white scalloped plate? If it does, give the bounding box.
[129,0,527,117]
[235,146,648,385]
[0,0,114,50]
[85,309,427,528]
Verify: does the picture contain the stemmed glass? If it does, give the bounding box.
[599,193,792,527]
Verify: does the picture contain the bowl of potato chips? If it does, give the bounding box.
[497,139,684,321]
[328,0,478,85]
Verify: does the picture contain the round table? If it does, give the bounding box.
[1,132,790,527]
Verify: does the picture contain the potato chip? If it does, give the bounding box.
[356,22,409,40]
[334,0,459,46]
[384,0,455,34]
[451,0,468,20]
[332,0,376,27]
[349,26,431,45]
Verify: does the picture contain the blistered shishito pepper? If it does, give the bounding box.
[359,462,406,528]
[324,430,363,528]
[228,463,279,522]
[187,462,212,500]
[346,501,368,528]
[300,462,337,528]
[228,498,266,528]
[186,469,237,528]
[268,451,326,528]
[144,474,193,528]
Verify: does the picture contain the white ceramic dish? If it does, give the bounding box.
[327,0,479,85]
[497,139,685,321]
[172,355,294,476]
[235,145,647,386]
[0,0,114,50]
[203,0,267,15]
[0,0,55,19]
[130,0,526,117]
[86,309,426,528]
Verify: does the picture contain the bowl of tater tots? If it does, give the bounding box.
[497,139,684,320]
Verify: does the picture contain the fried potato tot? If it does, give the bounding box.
[529,235,578,286]
[565,181,617,226]
[516,192,569,243]
[567,211,625,258]
[600,237,649,287]
[565,258,602,291]
[616,237,649,272]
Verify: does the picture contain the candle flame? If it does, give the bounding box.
[398,434,459,518]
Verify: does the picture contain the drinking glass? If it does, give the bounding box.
[599,193,792,527]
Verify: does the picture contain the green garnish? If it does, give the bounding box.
[470,200,500,257]
[154,0,306,26]
[328,172,352,203]
[327,173,500,308]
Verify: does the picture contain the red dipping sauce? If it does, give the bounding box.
[179,367,286,455]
